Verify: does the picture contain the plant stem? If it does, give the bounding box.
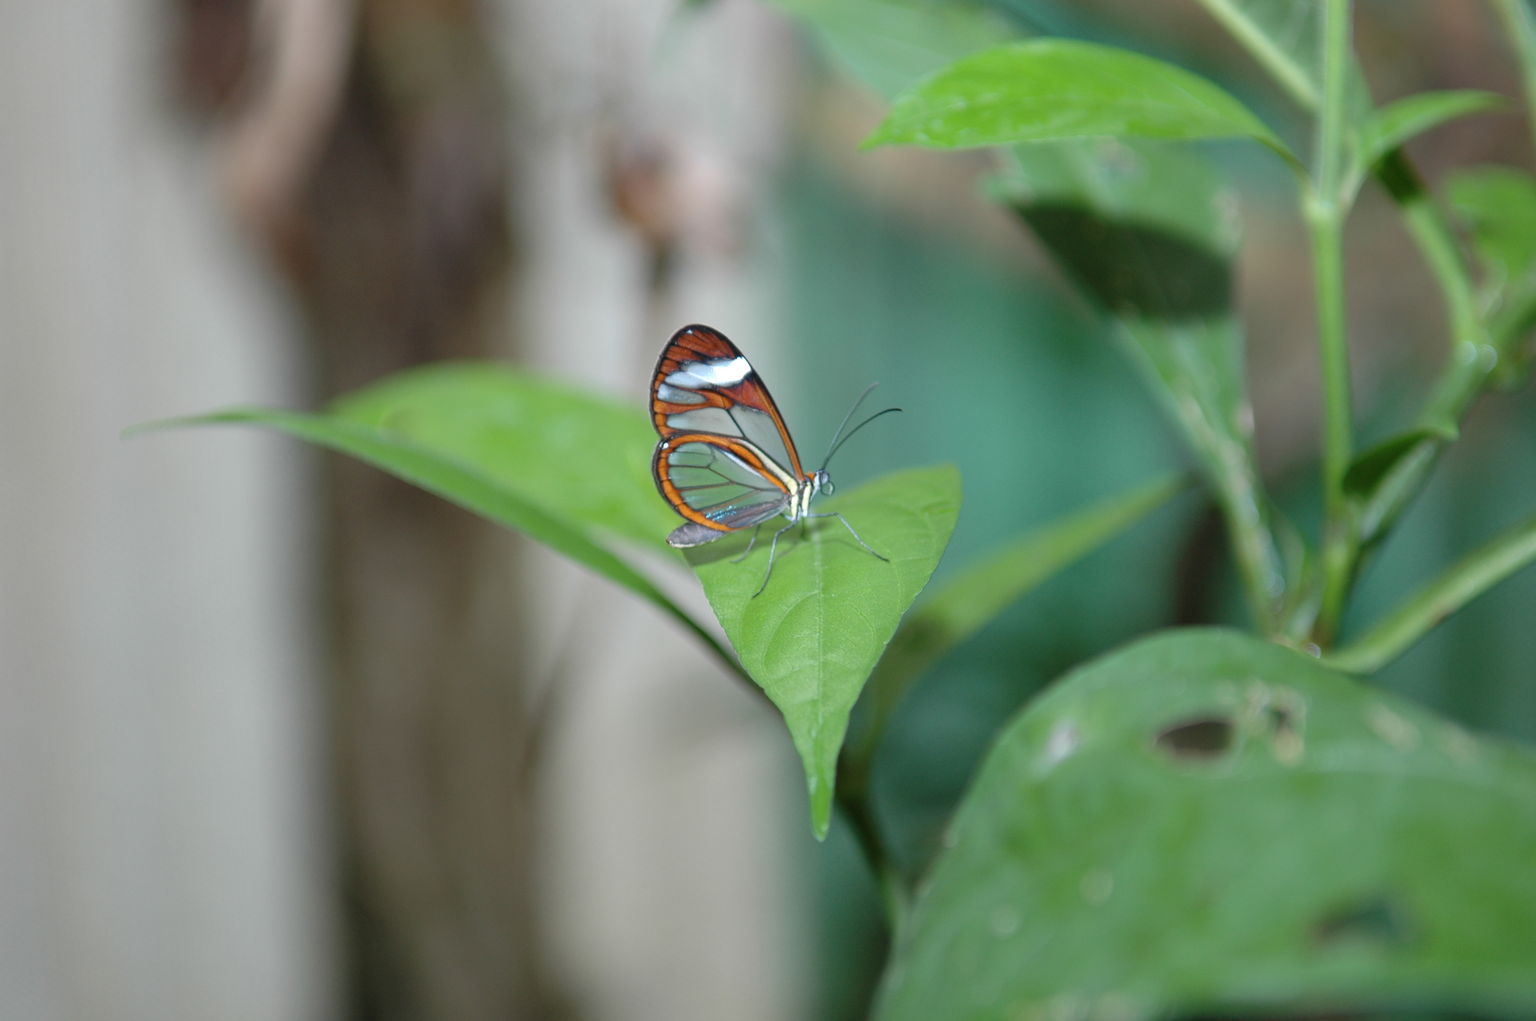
[1309,0,1356,644]
[1324,510,1536,674]
[1336,153,1492,562]
[1495,0,1536,158]
[835,779,909,928]
[1374,154,1494,424]
[1196,0,1319,108]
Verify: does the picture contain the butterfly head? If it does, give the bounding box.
[812,468,832,496]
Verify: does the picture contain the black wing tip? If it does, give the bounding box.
[675,322,725,338]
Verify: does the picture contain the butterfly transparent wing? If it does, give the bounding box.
[657,439,790,539]
[651,325,806,480]
[655,390,800,483]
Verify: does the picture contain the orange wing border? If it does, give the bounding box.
[652,433,793,533]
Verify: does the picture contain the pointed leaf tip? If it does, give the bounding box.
[690,464,962,836]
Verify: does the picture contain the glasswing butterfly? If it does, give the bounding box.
[649,324,898,595]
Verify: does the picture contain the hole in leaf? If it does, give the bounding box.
[1313,895,1412,949]
[1264,703,1295,736]
[1154,715,1234,760]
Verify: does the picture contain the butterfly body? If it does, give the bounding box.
[649,324,888,593]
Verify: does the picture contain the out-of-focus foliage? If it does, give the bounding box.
[879,630,1536,1021]
[865,39,1291,159]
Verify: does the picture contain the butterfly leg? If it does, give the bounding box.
[806,512,889,562]
[752,519,801,598]
[730,525,764,564]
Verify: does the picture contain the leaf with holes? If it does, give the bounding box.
[877,630,1536,1020]
[690,464,960,839]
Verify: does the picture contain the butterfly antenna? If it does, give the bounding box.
[824,382,878,452]
[820,383,902,470]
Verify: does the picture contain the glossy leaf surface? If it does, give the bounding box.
[865,39,1290,161]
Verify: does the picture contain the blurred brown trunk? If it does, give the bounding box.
[171,1,571,1018]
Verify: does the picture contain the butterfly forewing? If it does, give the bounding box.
[650,325,811,545]
[651,325,806,482]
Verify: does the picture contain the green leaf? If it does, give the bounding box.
[864,39,1294,164]
[779,4,1285,628]
[1343,425,1458,550]
[1448,166,1536,385]
[132,366,740,673]
[772,7,1284,625]
[1328,509,1536,675]
[1449,167,1536,306]
[763,0,1018,101]
[1350,90,1508,194]
[692,464,960,839]
[1357,90,1507,169]
[329,362,677,547]
[878,630,1536,1020]
[849,474,1186,770]
[991,140,1285,631]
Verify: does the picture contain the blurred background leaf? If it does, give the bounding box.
[865,39,1292,160]
[991,139,1284,631]
[1350,89,1508,191]
[879,630,1536,1021]
[847,472,1188,801]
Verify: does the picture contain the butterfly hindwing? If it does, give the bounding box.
[652,438,791,545]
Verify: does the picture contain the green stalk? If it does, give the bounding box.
[1309,0,1356,644]
[1374,154,1495,423]
[1495,0,1536,158]
[1199,0,1501,600]
[835,777,909,927]
[1339,153,1494,560]
[1325,509,1536,674]
[1196,0,1318,108]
